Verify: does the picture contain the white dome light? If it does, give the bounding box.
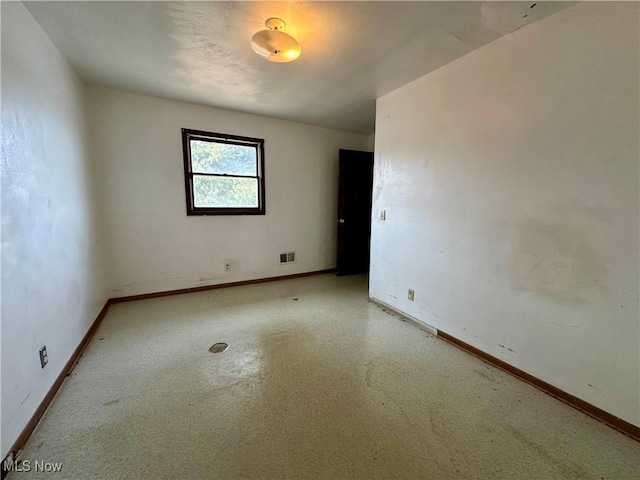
[250,18,301,63]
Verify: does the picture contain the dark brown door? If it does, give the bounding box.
[337,149,374,276]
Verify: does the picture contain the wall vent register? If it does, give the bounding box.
[280,252,296,264]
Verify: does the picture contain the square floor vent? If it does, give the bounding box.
[280,252,296,264]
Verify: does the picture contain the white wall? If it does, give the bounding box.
[87,87,368,297]
[370,2,639,426]
[1,2,111,456]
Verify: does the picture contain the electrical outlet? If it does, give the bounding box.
[224,262,231,272]
[408,289,415,301]
[39,346,48,369]
[380,209,386,221]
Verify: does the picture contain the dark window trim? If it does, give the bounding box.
[182,128,266,216]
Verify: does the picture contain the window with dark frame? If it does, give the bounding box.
[182,129,265,215]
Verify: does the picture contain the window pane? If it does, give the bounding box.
[190,140,257,176]
[193,175,259,208]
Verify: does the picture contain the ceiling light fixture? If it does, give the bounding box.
[250,17,301,63]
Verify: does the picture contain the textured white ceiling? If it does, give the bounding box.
[25,1,574,134]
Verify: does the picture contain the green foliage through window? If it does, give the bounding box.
[193,176,258,208]
[191,140,256,177]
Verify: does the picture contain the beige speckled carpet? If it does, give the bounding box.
[10,274,639,479]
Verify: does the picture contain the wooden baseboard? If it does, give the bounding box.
[110,269,337,303]
[370,297,640,442]
[3,299,112,477]
[437,330,640,442]
[3,268,338,475]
